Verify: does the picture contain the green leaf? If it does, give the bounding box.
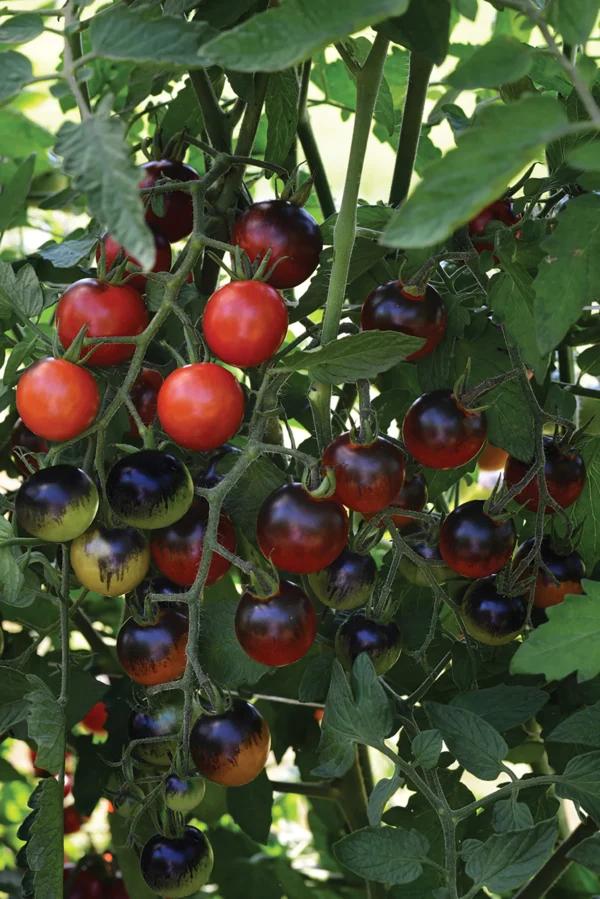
[548,700,600,746]
[23,779,63,899]
[510,587,600,682]
[465,820,558,892]
[334,825,431,885]
[197,0,411,72]
[0,666,30,734]
[556,751,600,821]
[0,109,53,170]
[572,440,600,572]
[282,331,425,384]
[4,336,37,388]
[199,591,269,688]
[412,730,442,770]
[569,833,600,875]
[382,95,569,249]
[220,455,286,534]
[26,675,65,775]
[0,50,32,105]
[424,702,508,780]
[379,0,451,66]
[37,231,99,268]
[569,141,600,171]
[492,800,534,833]
[90,8,216,67]
[548,0,600,45]
[299,653,334,703]
[0,756,27,782]
[0,542,25,606]
[450,685,549,732]
[227,770,273,844]
[368,770,404,826]
[0,14,44,45]
[446,36,532,90]
[0,152,34,233]
[265,69,299,168]
[54,102,154,269]
[454,0,478,20]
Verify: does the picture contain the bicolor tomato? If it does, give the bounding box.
[361,280,447,360]
[514,536,586,608]
[504,437,586,513]
[461,576,527,645]
[322,432,405,516]
[129,368,163,436]
[335,613,401,675]
[439,500,516,579]
[106,450,194,529]
[403,389,487,470]
[16,464,99,542]
[309,547,377,610]
[10,418,48,475]
[139,159,200,243]
[117,604,188,686]
[190,699,271,787]
[235,580,317,666]
[71,525,150,596]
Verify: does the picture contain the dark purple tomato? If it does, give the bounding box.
[117,604,188,686]
[335,613,402,675]
[140,826,214,898]
[235,581,317,667]
[398,539,463,586]
[366,472,428,530]
[403,389,487,470]
[129,368,163,437]
[322,432,405,516]
[190,699,271,787]
[504,437,586,513]
[139,160,200,243]
[308,547,377,610]
[106,450,194,530]
[439,500,516,579]
[361,280,447,360]
[129,696,183,766]
[461,576,527,645]
[10,418,48,475]
[513,536,586,608]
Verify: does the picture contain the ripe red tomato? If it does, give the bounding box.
[322,432,405,516]
[403,389,487,470]
[129,368,163,437]
[478,443,509,472]
[97,229,172,293]
[335,613,402,675]
[371,472,429,530]
[514,536,586,608]
[10,418,48,475]
[117,604,188,686]
[151,499,236,587]
[361,281,447,360]
[439,500,516,579]
[17,357,100,442]
[256,483,349,574]
[461,576,527,645]
[57,278,148,367]
[81,701,108,734]
[469,199,521,254]
[232,199,323,289]
[235,581,317,667]
[63,806,82,834]
[157,363,245,452]
[504,437,586,513]
[63,866,104,899]
[203,280,289,368]
[139,159,199,243]
[190,699,271,786]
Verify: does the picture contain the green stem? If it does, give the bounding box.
[188,69,231,152]
[268,779,338,799]
[557,345,575,385]
[297,60,336,218]
[512,819,597,899]
[557,381,600,399]
[63,1,91,119]
[454,775,558,820]
[389,52,433,207]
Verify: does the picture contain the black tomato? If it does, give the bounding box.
[235,580,317,667]
[15,464,99,542]
[361,280,447,360]
[309,547,377,610]
[190,699,271,787]
[106,450,194,529]
[138,160,200,244]
[513,536,586,609]
[322,432,405,516]
[439,500,516,579]
[461,576,527,645]
[117,604,188,686]
[399,539,463,586]
[232,199,322,289]
[140,826,214,898]
[256,483,349,574]
[335,613,402,675]
[10,418,48,476]
[504,437,586,513]
[129,696,183,766]
[70,525,150,596]
[163,773,206,813]
[403,390,487,470]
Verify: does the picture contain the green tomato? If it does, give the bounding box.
[16,465,98,542]
[163,773,206,813]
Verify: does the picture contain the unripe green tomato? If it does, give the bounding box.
[129,698,183,767]
[398,540,463,587]
[309,547,376,610]
[70,525,150,596]
[16,464,99,542]
[163,773,206,812]
[114,784,145,818]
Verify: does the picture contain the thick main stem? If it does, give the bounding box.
[389,52,433,207]
[188,69,231,152]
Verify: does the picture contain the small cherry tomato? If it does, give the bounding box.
[135,575,186,603]
[97,229,172,293]
[163,773,206,813]
[117,604,188,687]
[478,443,509,472]
[151,499,236,588]
[63,866,104,899]
[461,576,527,645]
[232,199,322,289]
[16,464,99,542]
[256,483,349,574]
[381,473,429,530]
[203,280,289,368]
[157,363,245,452]
[469,199,521,254]
[63,806,82,835]
[129,697,183,767]
[235,580,317,667]
[399,538,464,586]
[81,701,108,734]
[106,450,194,529]
[139,159,200,243]
[513,536,586,608]
[129,368,163,437]
[71,525,150,596]
[17,357,100,442]
[140,826,214,898]
[504,436,586,513]
[439,500,516,579]
[402,389,487,470]
[361,280,447,360]
[322,432,405,516]
[57,278,148,367]
[10,418,48,476]
[309,547,377,610]
[113,784,145,818]
[190,699,271,787]
[335,613,402,675]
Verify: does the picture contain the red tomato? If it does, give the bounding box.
[57,278,148,367]
[81,701,108,734]
[439,500,516,579]
[105,879,129,898]
[361,281,447,360]
[402,389,487,470]
[157,363,245,452]
[235,581,317,666]
[469,199,521,254]
[17,357,100,442]
[129,368,163,437]
[63,866,104,899]
[504,437,586,513]
[203,280,289,368]
[514,536,586,608]
[139,159,199,243]
[97,229,172,293]
[384,473,428,530]
[10,418,48,475]
[64,806,82,834]
[322,432,405,516]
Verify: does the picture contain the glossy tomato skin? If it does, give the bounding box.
[141,826,214,898]
[335,613,401,675]
[10,418,48,475]
[71,525,150,596]
[106,450,194,529]
[322,433,405,516]
[478,443,509,472]
[163,773,206,813]
[399,539,463,586]
[462,576,527,645]
[256,483,349,574]
[439,500,516,579]
[117,604,188,686]
[139,160,200,243]
[81,701,108,734]
[203,280,289,368]
[151,499,236,587]
[129,696,183,766]
[309,547,377,610]
[63,866,104,899]
[403,389,487,470]
[190,699,271,787]
[157,363,245,452]
[16,465,99,542]
[97,229,172,293]
[129,368,163,437]
[57,278,148,367]
[514,536,586,608]
[361,281,447,360]
[388,473,429,529]
[232,199,322,289]
[235,581,317,667]
[469,199,520,254]
[17,357,100,442]
[504,436,586,513]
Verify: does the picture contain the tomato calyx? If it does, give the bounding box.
[280,171,314,208]
[301,464,337,500]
